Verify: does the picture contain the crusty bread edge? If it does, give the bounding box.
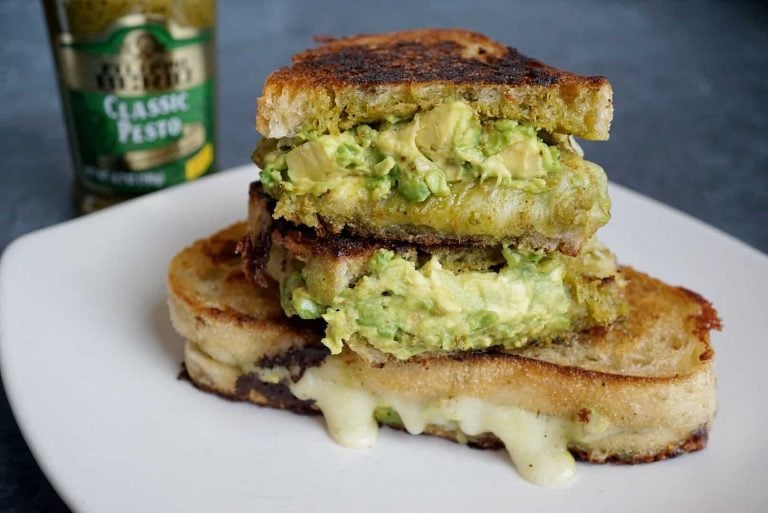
[182,339,711,465]
[166,223,322,365]
[257,79,613,140]
[256,28,613,140]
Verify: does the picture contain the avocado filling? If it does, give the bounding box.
[258,101,568,203]
[276,240,625,360]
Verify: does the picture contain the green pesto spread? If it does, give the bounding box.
[260,101,562,203]
[280,241,621,360]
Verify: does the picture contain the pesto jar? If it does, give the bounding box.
[43,0,217,213]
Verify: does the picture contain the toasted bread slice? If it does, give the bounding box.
[256,29,612,140]
[167,223,322,365]
[169,224,720,484]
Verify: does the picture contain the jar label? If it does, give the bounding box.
[57,15,215,195]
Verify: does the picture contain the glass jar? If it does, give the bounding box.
[42,0,217,213]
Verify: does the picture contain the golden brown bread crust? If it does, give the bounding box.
[181,360,710,465]
[257,29,613,140]
[290,30,603,88]
[171,224,721,466]
[508,269,720,377]
[168,223,324,365]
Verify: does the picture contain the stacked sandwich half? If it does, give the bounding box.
[168,30,720,485]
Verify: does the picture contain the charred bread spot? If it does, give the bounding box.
[314,217,335,238]
[237,235,270,287]
[200,238,240,265]
[465,436,504,450]
[271,222,516,262]
[239,183,275,287]
[235,374,318,415]
[192,224,247,267]
[177,362,190,381]
[248,180,268,201]
[279,316,326,338]
[181,363,319,416]
[273,221,411,259]
[676,287,720,361]
[576,408,591,424]
[679,287,722,342]
[285,32,607,89]
[257,343,331,382]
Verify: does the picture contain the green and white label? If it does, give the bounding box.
[58,17,215,195]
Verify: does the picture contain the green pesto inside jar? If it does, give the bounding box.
[63,0,215,36]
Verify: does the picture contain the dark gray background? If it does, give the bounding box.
[1,1,766,511]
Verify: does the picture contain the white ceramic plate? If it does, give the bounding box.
[2,166,767,513]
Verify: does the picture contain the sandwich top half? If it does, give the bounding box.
[253,29,613,254]
[248,29,623,362]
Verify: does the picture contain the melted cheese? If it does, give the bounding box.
[289,366,379,449]
[448,399,575,484]
[284,359,586,485]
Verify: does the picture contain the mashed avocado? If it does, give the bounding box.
[259,101,562,203]
[278,240,624,359]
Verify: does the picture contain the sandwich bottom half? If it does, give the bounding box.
[168,223,721,485]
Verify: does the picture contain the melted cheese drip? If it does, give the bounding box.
[446,399,575,484]
[286,360,580,485]
[289,366,378,449]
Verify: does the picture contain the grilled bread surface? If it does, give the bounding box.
[169,224,720,465]
[168,223,321,366]
[257,29,613,140]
